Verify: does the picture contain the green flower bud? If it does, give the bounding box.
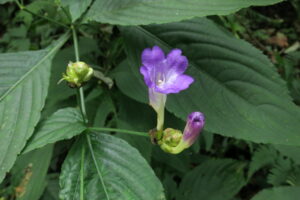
[161,128,182,147]
[61,61,93,87]
[159,128,185,154]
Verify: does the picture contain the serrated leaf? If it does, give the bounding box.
[178,158,246,200]
[0,33,69,182]
[86,0,283,25]
[274,145,300,165]
[251,186,300,200]
[23,108,86,154]
[115,18,300,145]
[248,145,277,178]
[59,133,165,200]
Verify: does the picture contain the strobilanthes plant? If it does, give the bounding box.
[140,46,205,154]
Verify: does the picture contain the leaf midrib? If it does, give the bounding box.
[0,37,67,102]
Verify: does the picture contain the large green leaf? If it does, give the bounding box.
[12,145,53,200]
[85,0,283,25]
[0,34,69,182]
[251,186,300,200]
[59,133,165,200]
[23,107,86,154]
[115,18,300,145]
[177,158,246,200]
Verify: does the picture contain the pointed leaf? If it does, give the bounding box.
[23,107,86,154]
[115,18,300,145]
[0,34,69,182]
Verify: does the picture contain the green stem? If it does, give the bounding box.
[72,26,80,62]
[86,134,110,200]
[80,144,85,200]
[79,87,88,124]
[72,26,88,124]
[88,127,148,137]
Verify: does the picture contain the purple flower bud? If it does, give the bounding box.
[183,112,205,146]
[140,46,194,94]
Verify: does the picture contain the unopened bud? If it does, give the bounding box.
[61,61,93,87]
[158,112,205,154]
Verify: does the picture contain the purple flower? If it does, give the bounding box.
[140,46,194,131]
[140,46,194,94]
[183,112,205,146]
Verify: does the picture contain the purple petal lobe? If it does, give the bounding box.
[166,49,188,74]
[183,112,205,146]
[142,46,165,67]
[156,74,194,94]
[140,66,153,88]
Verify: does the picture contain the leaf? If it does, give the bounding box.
[0,33,69,182]
[267,156,297,186]
[85,0,283,25]
[248,145,277,178]
[116,18,300,146]
[274,145,300,165]
[61,0,92,22]
[12,145,53,200]
[251,186,300,200]
[23,108,86,154]
[59,133,165,200]
[178,158,246,200]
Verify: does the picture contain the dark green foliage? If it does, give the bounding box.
[0,0,300,200]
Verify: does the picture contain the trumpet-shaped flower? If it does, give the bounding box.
[140,46,194,131]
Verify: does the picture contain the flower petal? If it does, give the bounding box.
[142,46,165,67]
[155,74,194,94]
[166,49,188,74]
[140,66,153,88]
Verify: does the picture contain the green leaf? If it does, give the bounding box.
[0,33,69,182]
[62,0,92,22]
[274,145,300,165]
[178,158,246,200]
[251,186,300,200]
[59,133,165,200]
[86,0,283,25]
[23,107,86,154]
[248,145,277,178]
[12,145,53,200]
[116,18,300,145]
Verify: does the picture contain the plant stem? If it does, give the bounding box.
[79,87,88,124]
[80,144,85,200]
[88,127,148,137]
[72,26,88,124]
[86,134,110,200]
[72,26,80,62]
